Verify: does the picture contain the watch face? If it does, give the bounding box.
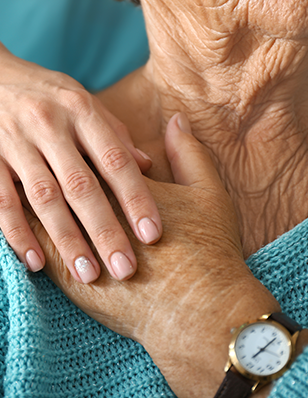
[234,322,292,376]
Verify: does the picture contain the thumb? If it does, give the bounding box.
[165,113,224,191]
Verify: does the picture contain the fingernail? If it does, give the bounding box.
[176,112,192,134]
[136,148,152,162]
[26,249,44,272]
[110,252,135,280]
[74,256,98,283]
[138,217,160,244]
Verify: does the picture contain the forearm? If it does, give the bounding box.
[20,122,308,398]
[23,183,281,398]
[22,130,308,398]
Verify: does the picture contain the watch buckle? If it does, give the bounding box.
[252,381,261,392]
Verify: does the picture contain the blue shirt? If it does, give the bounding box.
[0,0,149,91]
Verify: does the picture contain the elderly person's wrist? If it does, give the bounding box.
[148,300,308,398]
[137,262,280,398]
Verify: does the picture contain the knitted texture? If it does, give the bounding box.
[0,216,308,397]
[246,219,308,397]
[0,232,174,398]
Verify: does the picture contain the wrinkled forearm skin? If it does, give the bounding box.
[22,175,280,398]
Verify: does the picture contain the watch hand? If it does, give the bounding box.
[252,337,277,359]
[262,349,280,358]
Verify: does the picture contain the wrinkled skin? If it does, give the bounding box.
[135,0,308,257]
[22,118,280,397]
[20,1,308,397]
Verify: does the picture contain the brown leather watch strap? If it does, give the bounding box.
[269,313,302,335]
[214,313,302,398]
[213,369,253,398]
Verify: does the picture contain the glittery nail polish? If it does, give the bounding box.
[74,256,97,283]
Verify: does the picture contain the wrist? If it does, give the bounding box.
[140,270,280,398]
[215,316,306,398]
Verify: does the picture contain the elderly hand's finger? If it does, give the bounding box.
[165,113,225,192]
[0,159,45,271]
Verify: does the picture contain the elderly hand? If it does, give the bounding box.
[0,43,162,282]
[187,0,308,258]
[142,0,308,258]
[23,113,281,397]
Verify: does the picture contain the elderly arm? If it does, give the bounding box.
[21,114,303,398]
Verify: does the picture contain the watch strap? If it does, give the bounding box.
[214,313,302,398]
[269,313,302,335]
[213,369,253,398]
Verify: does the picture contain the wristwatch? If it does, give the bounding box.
[214,313,302,398]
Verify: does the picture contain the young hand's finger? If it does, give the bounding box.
[0,159,45,271]
[98,105,153,174]
[40,139,140,281]
[9,145,103,283]
[165,113,225,193]
[74,103,162,247]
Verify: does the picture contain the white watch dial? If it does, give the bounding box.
[234,322,291,376]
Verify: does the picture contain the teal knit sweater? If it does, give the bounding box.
[0,2,307,396]
[0,218,308,397]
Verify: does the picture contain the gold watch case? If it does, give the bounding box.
[225,314,300,392]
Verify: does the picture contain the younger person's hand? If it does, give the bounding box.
[0,43,162,282]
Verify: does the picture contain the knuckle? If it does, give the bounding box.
[56,231,82,253]
[26,99,55,128]
[0,191,16,213]
[123,192,150,214]
[95,225,119,249]
[29,180,60,207]
[64,170,98,201]
[100,147,132,174]
[51,70,73,86]
[5,224,28,243]
[62,88,93,116]
[0,117,20,142]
